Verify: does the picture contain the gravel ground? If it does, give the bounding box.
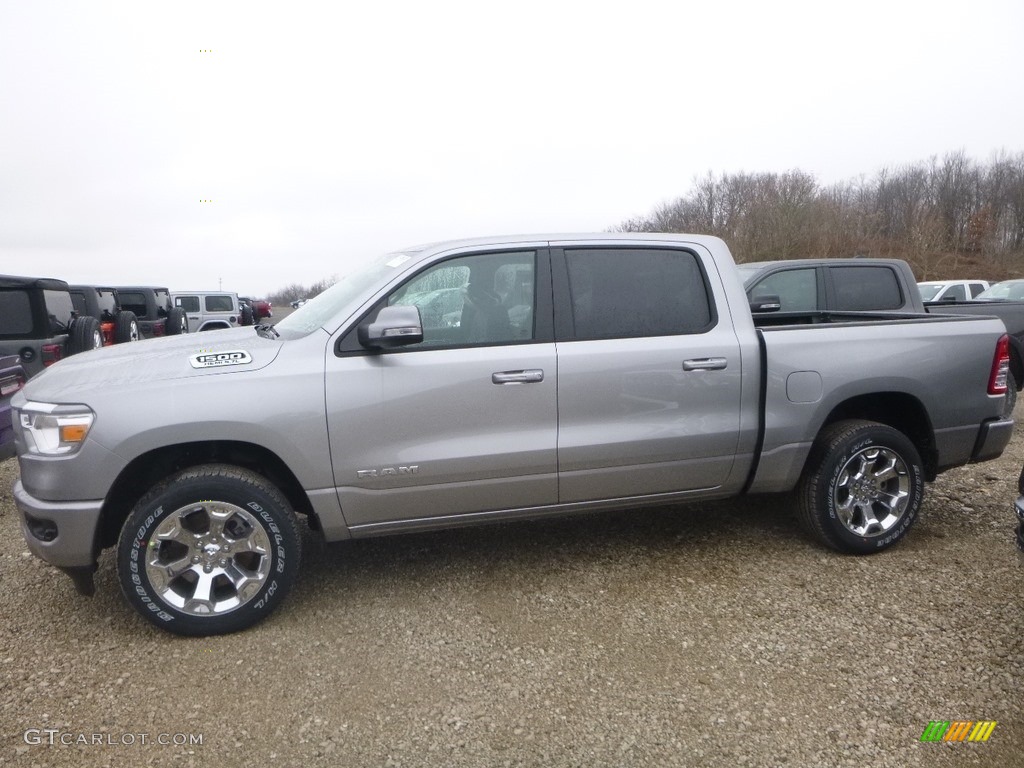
[1,423,1022,768]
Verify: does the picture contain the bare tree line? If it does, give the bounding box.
[266,275,337,307]
[616,150,1024,279]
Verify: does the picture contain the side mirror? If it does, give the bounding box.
[358,305,424,349]
[749,294,782,313]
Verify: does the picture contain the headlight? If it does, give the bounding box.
[15,402,95,456]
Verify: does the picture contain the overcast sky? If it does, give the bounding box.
[2,0,1022,296]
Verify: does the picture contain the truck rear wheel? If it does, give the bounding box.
[116,465,301,636]
[798,420,924,554]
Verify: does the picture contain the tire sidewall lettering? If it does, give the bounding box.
[117,468,299,635]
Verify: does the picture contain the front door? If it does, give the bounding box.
[325,248,557,530]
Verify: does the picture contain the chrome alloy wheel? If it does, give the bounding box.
[833,446,911,537]
[145,502,272,616]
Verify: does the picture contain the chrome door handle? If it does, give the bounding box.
[683,358,728,371]
[492,369,544,384]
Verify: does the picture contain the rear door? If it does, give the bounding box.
[552,243,744,502]
[325,246,558,529]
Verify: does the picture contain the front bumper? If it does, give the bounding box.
[14,479,103,570]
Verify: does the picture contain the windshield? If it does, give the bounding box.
[274,249,426,336]
[975,281,1024,301]
[917,283,943,301]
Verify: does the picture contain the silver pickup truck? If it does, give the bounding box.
[10,234,1015,636]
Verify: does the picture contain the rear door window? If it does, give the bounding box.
[562,248,713,339]
[830,266,904,311]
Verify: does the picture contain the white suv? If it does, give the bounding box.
[171,291,242,332]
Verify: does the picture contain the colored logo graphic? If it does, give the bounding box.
[920,721,997,742]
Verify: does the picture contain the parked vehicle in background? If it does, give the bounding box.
[237,298,255,326]
[69,286,139,345]
[290,298,307,308]
[239,297,272,322]
[737,258,922,315]
[9,233,1015,636]
[0,275,103,378]
[252,298,272,320]
[975,280,1024,302]
[171,291,242,332]
[116,287,188,339]
[0,354,27,460]
[739,258,1024,415]
[918,279,990,303]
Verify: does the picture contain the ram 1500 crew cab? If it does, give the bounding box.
[11,234,1015,635]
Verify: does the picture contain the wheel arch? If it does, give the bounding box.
[817,392,937,480]
[97,440,316,549]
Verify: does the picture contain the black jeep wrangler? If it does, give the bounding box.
[69,285,140,345]
[114,286,188,339]
[0,275,104,378]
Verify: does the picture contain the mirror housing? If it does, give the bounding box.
[749,294,782,313]
[358,305,424,349]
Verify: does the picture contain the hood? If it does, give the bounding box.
[22,327,283,402]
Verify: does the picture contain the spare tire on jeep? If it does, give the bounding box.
[68,316,103,355]
[114,311,139,343]
[167,307,188,335]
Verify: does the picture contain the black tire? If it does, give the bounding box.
[798,419,924,554]
[240,303,254,326]
[114,311,140,343]
[68,316,103,355]
[166,306,188,335]
[116,464,301,636]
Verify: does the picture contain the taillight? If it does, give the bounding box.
[988,334,1011,395]
[41,344,63,367]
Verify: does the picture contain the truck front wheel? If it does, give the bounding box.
[798,420,924,554]
[116,464,301,636]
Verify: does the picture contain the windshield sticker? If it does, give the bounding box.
[189,350,253,369]
[386,254,412,268]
